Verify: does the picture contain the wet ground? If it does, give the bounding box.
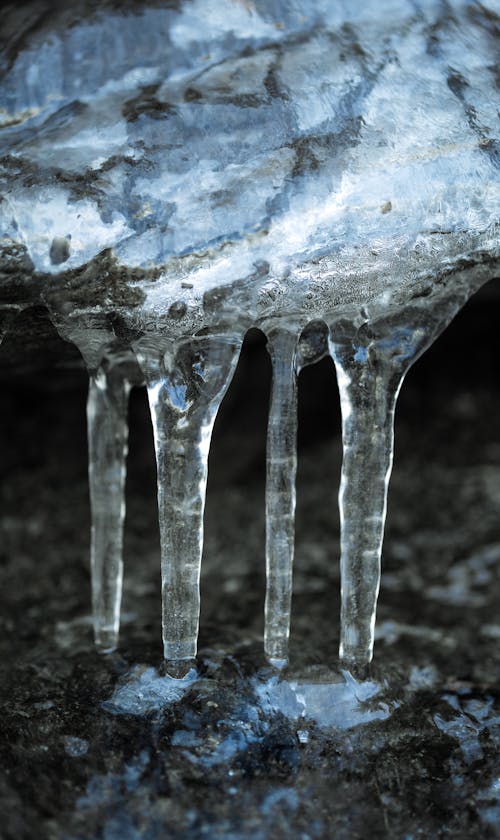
[0,281,499,839]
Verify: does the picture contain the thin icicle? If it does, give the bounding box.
[264,320,329,666]
[264,327,299,666]
[328,297,465,668]
[138,331,243,676]
[329,332,399,669]
[87,360,131,652]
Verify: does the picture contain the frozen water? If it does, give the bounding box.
[137,332,243,668]
[87,358,131,653]
[104,665,198,715]
[0,0,498,671]
[104,662,394,731]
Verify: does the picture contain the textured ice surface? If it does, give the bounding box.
[104,661,393,729]
[104,665,198,715]
[0,0,498,670]
[255,670,393,729]
[1,0,498,312]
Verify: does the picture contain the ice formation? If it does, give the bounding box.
[0,0,498,674]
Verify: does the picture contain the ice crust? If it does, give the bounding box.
[0,0,498,316]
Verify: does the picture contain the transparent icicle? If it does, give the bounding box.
[138,332,243,676]
[328,298,465,668]
[264,321,329,665]
[264,328,299,665]
[87,360,131,652]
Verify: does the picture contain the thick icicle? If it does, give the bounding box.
[138,332,243,676]
[264,328,299,665]
[87,360,131,652]
[328,299,465,667]
[264,321,329,665]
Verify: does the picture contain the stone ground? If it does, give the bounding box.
[0,281,499,839]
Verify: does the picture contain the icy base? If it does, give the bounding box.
[0,311,499,837]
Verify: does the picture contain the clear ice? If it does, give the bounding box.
[138,332,243,673]
[0,0,498,672]
[87,357,131,653]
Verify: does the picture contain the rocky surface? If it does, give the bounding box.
[1,283,499,838]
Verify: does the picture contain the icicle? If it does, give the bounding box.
[87,358,131,652]
[264,321,329,666]
[264,327,299,666]
[44,319,136,654]
[137,331,243,677]
[328,297,465,668]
